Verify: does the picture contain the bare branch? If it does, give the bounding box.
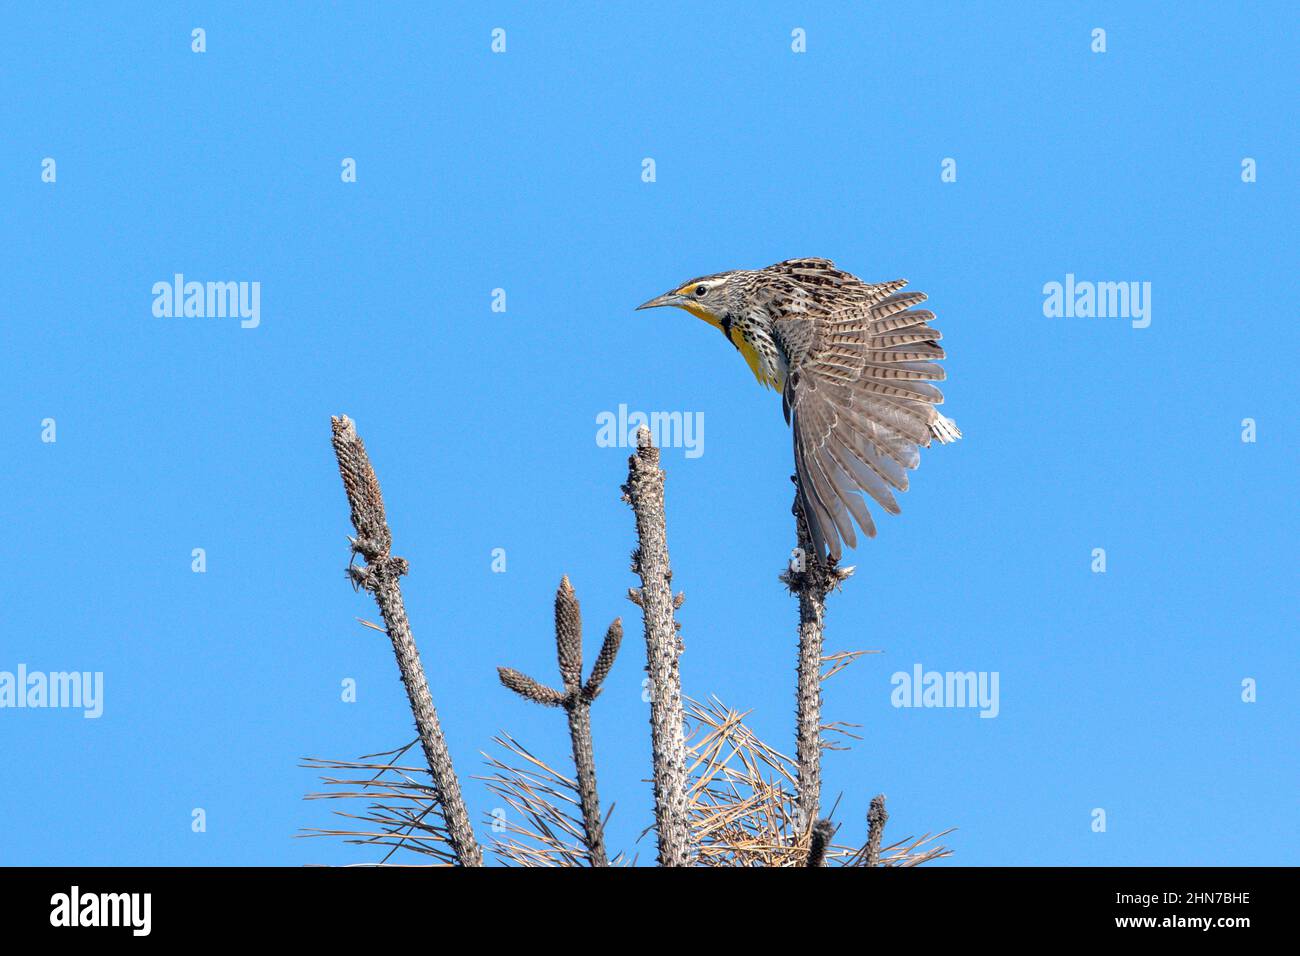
[565,701,607,865]
[329,415,482,867]
[497,667,566,707]
[622,425,692,866]
[496,578,620,866]
[782,484,852,831]
[583,618,623,700]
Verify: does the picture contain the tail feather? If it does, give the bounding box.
[929,413,962,444]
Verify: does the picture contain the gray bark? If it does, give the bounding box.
[785,487,853,832]
[622,426,692,866]
[330,415,483,867]
[566,700,607,866]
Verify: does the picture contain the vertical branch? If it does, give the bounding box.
[866,794,889,867]
[783,485,853,832]
[622,426,691,866]
[571,617,622,866]
[565,701,606,865]
[497,579,622,867]
[553,576,606,867]
[329,415,483,867]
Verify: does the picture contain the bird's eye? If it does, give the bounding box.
[694,285,707,297]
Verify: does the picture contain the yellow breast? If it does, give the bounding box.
[730,325,782,391]
[680,302,781,391]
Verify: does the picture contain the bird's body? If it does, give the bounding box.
[638,258,960,562]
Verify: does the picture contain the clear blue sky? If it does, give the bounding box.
[1,3,1295,866]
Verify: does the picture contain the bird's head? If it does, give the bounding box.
[635,272,739,331]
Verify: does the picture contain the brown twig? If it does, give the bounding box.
[329,415,482,867]
[299,742,456,865]
[684,697,952,867]
[497,576,622,866]
[622,425,692,866]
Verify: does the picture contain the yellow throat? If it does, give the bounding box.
[678,302,779,391]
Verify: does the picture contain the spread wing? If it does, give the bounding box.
[779,279,958,562]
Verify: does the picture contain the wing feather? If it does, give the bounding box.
[783,278,957,560]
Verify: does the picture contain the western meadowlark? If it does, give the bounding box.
[637,257,960,562]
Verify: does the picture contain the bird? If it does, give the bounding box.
[637,257,960,563]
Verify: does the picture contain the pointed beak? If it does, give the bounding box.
[636,291,683,311]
